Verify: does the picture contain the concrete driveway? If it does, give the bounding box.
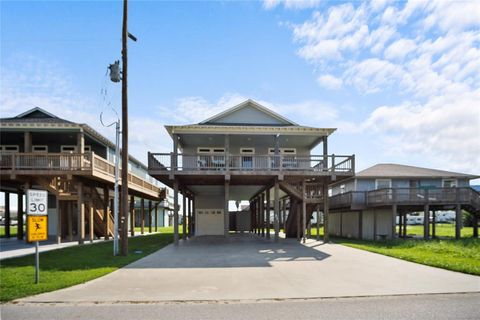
[19,234,480,303]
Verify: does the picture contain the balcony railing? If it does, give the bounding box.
[0,152,162,196]
[148,153,354,174]
[330,187,480,209]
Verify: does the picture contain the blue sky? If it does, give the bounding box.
[1,0,479,181]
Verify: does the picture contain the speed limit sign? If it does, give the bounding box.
[27,189,48,216]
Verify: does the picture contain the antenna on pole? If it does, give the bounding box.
[100,110,121,256]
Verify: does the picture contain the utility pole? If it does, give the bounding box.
[120,0,129,256]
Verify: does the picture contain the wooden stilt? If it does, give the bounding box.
[148,200,152,234]
[323,184,329,243]
[403,212,407,238]
[224,181,230,237]
[392,204,397,239]
[173,179,179,245]
[140,198,145,235]
[130,195,135,237]
[432,210,436,238]
[67,201,73,242]
[182,192,187,239]
[373,209,377,241]
[455,204,461,240]
[17,191,24,240]
[261,193,265,237]
[4,192,10,238]
[473,214,478,238]
[155,202,158,233]
[56,197,61,244]
[89,201,94,243]
[358,210,363,240]
[274,179,280,242]
[302,180,306,243]
[316,204,320,241]
[266,187,270,239]
[423,204,430,240]
[77,182,85,244]
[104,186,110,240]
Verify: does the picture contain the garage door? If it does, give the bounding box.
[196,209,224,236]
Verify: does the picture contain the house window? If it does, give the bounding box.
[84,145,91,152]
[375,179,392,189]
[196,147,225,168]
[0,145,19,153]
[442,179,457,188]
[240,148,255,168]
[32,145,48,153]
[61,145,77,153]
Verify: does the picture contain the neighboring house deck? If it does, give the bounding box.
[0,108,165,243]
[328,164,479,240]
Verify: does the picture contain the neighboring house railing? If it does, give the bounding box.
[148,153,354,174]
[330,187,480,209]
[0,152,162,196]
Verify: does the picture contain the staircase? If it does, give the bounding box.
[281,179,324,239]
[85,186,114,239]
[34,176,78,199]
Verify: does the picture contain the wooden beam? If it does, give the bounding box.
[104,186,110,240]
[155,202,159,233]
[274,178,280,242]
[266,187,270,239]
[140,198,145,235]
[67,201,73,242]
[182,192,187,240]
[316,203,320,241]
[455,204,461,240]
[17,191,24,240]
[358,210,363,240]
[302,179,307,243]
[173,179,179,245]
[224,180,230,237]
[432,210,436,238]
[129,195,135,236]
[89,201,94,243]
[473,214,478,238]
[373,209,377,241]
[4,192,10,238]
[77,182,85,244]
[56,197,61,244]
[24,131,32,153]
[423,204,429,240]
[148,200,152,234]
[260,193,265,237]
[323,184,329,243]
[392,204,397,240]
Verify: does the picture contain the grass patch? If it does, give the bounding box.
[0,225,23,238]
[397,224,473,238]
[0,228,174,302]
[337,237,480,276]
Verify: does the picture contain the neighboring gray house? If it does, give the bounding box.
[329,164,480,240]
[148,99,355,244]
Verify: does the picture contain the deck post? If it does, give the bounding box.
[455,204,461,240]
[129,195,135,236]
[182,193,187,239]
[89,201,94,243]
[432,210,436,238]
[403,212,407,238]
[4,192,10,238]
[56,197,61,244]
[423,204,429,240]
[392,204,397,239]
[104,186,110,240]
[473,214,478,238]
[24,131,32,152]
[302,180,307,243]
[148,200,152,234]
[323,184,330,243]
[274,178,280,242]
[17,191,24,240]
[67,201,73,242]
[322,136,328,171]
[224,181,230,237]
[140,198,145,234]
[261,193,265,237]
[358,210,363,240]
[77,182,85,244]
[173,179,179,245]
[316,204,320,241]
[283,198,287,233]
[266,187,270,239]
[297,199,301,241]
[373,209,377,241]
[155,202,159,233]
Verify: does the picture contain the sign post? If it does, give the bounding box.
[27,189,48,284]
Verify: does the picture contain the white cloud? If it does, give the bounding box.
[263,0,322,10]
[317,74,343,90]
[384,38,416,60]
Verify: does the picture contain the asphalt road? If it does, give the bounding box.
[2,293,479,320]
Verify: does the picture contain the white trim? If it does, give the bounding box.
[199,99,299,126]
[196,147,225,154]
[32,145,48,153]
[61,145,77,153]
[268,148,296,154]
[375,179,392,189]
[442,178,458,188]
[0,145,19,153]
[84,145,91,152]
[240,148,255,154]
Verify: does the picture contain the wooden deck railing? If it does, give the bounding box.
[330,187,480,209]
[148,153,354,174]
[0,152,161,195]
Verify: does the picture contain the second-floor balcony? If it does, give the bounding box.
[148,153,355,175]
[330,187,480,210]
[0,152,162,199]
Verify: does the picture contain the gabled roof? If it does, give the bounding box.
[1,107,73,124]
[199,99,299,126]
[356,163,479,179]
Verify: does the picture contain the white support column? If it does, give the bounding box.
[274,178,280,242]
[224,180,230,237]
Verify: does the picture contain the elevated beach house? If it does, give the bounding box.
[0,108,165,243]
[148,99,355,244]
[329,164,479,240]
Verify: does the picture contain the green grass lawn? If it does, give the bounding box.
[0,225,23,238]
[0,227,174,302]
[337,237,480,276]
[397,223,473,238]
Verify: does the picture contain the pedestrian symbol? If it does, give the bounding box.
[27,216,48,242]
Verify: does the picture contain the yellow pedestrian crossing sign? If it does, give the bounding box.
[28,216,48,242]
